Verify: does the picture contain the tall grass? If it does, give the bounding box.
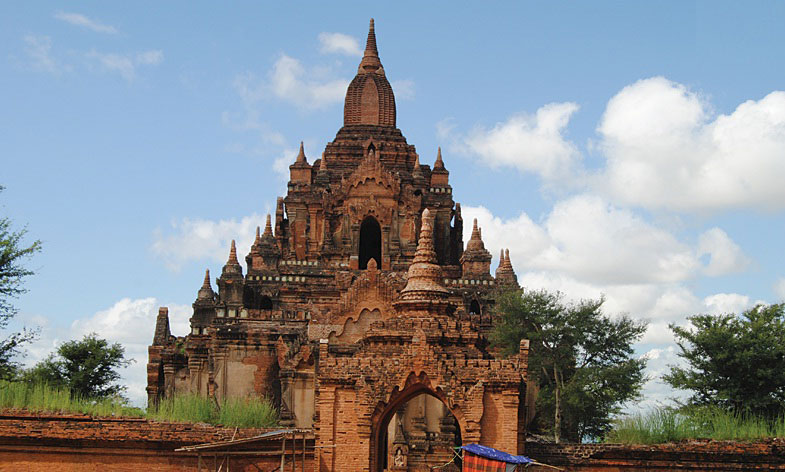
[606,406,785,444]
[0,380,143,417]
[0,380,279,428]
[147,393,279,428]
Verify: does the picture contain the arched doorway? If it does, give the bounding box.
[371,386,462,472]
[469,300,481,315]
[359,216,382,270]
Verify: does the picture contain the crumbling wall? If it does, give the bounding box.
[0,411,314,472]
[525,440,785,471]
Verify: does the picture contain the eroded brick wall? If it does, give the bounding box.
[0,411,314,472]
[525,440,785,471]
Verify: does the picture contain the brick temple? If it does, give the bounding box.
[147,19,529,472]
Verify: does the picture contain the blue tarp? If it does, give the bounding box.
[461,444,534,464]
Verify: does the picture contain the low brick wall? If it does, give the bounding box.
[525,440,785,471]
[0,410,314,471]
[2,411,785,471]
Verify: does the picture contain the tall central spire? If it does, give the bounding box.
[343,19,396,127]
[358,18,383,74]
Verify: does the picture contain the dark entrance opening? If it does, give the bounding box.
[359,216,382,270]
[374,390,462,472]
[260,296,273,310]
[469,300,481,315]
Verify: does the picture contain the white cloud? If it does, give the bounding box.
[23,35,67,75]
[697,228,750,276]
[22,298,190,406]
[54,11,117,34]
[86,49,164,81]
[703,293,755,315]
[775,278,785,301]
[318,32,362,56]
[460,102,580,180]
[151,213,265,271]
[70,298,191,404]
[465,195,703,286]
[234,55,348,110]
[391,79,415,100]
[596,77,785,212]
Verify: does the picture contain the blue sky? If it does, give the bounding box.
[2,2,785,406]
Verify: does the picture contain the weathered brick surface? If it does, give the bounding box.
[525,440,785,471]
[0,411,314,471]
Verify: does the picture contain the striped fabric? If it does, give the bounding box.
[462,452,511,472]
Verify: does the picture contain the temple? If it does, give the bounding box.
[147,19,528,472]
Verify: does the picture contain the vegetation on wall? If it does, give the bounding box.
[0,380,278,428]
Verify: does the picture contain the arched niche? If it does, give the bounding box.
[359,216,382,270]
[370,381,463,472]
[469,300,481,315]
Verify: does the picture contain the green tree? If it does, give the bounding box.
[664,304,785,419]
[491,288,647,442]
[26,333,133,399]
[0,186,41,379]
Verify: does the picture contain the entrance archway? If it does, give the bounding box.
[359,216,382,270]
[371,385,462,472]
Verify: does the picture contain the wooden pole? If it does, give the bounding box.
[281,436,287,471]
[291,432,296,472]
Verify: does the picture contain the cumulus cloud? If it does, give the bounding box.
[233,54,348,110]
[458,102,580,181]
[697,228,750,276]
[86,49,164,81]
[318,32,362,56]
[464,195,707,286]
[54,11,117,34]
[151,213,265,271]
[596,77,785,212]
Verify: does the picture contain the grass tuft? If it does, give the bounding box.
[606,406,785,444]
[0,380,278,428]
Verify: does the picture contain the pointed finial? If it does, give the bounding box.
[359,18,383,73]
[500,248,505,264]
[255,226,261,243]
[264,214,273,236]
[365,18,378,57]
[504,249,512,268]
[228,240,238,264]
[433,147,445,170]
[197,269,213,301]
[294,141,308,165]
[455,202,462,218]
[319,153,328,171]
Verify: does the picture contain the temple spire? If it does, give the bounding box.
[255,226,261,244]
[294,141,308,165]
[365,18,378,57]
[434,147,445,170]
[398,208,449,301]
[358,18,383,74]
[197,269,214,301]
[228,240,238,264]
[264,214,273,236]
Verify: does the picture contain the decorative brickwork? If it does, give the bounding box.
[146,19,525,471]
